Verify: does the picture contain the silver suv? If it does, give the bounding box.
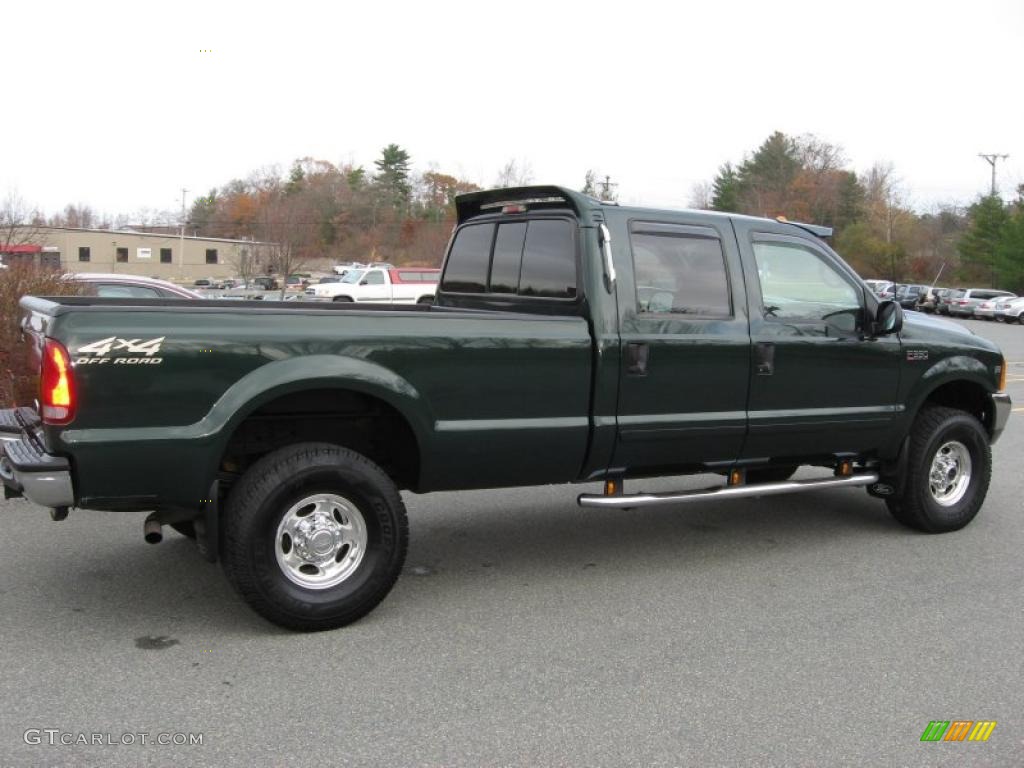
[947,288,1016,317]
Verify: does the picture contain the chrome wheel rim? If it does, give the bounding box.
[928,441,972,507]
[275,494,368,589]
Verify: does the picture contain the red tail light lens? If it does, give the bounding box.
[40,338,76,425]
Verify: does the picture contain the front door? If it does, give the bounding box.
[733,220,902,461]
[358,269,390,302]
[612,216,751,475]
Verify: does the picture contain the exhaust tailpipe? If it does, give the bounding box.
[143,514,163,544]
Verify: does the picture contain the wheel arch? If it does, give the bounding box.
[908,371,996,437]
[205,356,431,493]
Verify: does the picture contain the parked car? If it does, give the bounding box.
[893,284,929,310]
[994,297,1024,323]
[318,276,342,284]
[68,273,202,299]
[305,267,439,303]
[252,277,280,290]
[975,295,1019,320]
[947,288,1017,318]
[864,279,894,297]
[5,185,1011,631]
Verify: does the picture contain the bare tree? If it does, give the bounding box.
[228,244,261,288]
[252,192,314,300]
[0,190,42,253]
[862,162,911,245]
[494,158,534,188]
[688,181,712,210]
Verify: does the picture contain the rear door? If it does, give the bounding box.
[733,219,901,460]
[611,214,751,473]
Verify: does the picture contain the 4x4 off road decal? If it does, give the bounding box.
[75,336,165,365]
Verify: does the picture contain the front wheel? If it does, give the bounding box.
[885,406,991,533]
[221,443,408,630]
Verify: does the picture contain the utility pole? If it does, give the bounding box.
[599,175,618,201]
[179,188,188,281]
[978,154,1009,196]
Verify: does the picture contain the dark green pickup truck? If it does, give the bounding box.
[0,186,1011,630]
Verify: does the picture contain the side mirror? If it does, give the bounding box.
[874,300,903,336]
[360,279,369,286]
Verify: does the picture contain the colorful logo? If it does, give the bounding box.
[920,720,996,742]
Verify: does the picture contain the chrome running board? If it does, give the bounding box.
[577,472,879,509]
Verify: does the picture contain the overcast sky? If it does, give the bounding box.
[4,0,1022,219]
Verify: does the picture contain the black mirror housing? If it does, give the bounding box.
[873,300,903,336]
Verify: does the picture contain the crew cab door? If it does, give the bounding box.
[611,216,751,473]
[732,219,901,460]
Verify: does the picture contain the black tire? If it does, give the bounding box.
[885,406,991,533]
[332,296,353,303]
[417,296,435,305]
[170,521,196,539]
[221,443,408,631]
[746,465,798,484]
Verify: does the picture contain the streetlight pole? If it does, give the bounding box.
[180,188,188,282]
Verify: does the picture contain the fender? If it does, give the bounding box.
[901,354,996,431]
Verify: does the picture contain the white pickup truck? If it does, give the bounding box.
[305,267,440,303]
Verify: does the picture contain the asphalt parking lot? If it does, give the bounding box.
[1,317,1022,767]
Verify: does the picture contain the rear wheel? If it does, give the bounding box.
[332,296,353,303]
[221,443,408,630]
[885,406,990,533]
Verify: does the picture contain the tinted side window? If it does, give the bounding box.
[364,271,385,285]
[630,233,731,315]
[489,222,527,294]
[519,220,576,299]
[442,223,494,293]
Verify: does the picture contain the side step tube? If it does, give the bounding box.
[577,472,879,509]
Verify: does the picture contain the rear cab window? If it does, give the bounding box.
[438,214,580,311]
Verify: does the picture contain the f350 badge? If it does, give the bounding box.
[906,349,929,362]
[75,336,165,365]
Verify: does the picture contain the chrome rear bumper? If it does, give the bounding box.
[0,409,74,509]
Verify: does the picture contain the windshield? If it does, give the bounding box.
[341,270,365,284]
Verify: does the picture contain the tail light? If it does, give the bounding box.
[40,338,76,425]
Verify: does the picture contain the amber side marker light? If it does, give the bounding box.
[604,479,618,496]
[998,358,1006,391]
[41,338,77,425]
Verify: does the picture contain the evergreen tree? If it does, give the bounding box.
[710,163,741,212]
[994,205,1024,292]
[374,144,412,210]
[737,131,801,215]
[958,195,1009,285]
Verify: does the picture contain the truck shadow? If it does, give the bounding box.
[23,486,899,635]
[402,485,899,584]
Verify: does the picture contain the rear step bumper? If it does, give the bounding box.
[0,410,74,509]
[578,472,879,509]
